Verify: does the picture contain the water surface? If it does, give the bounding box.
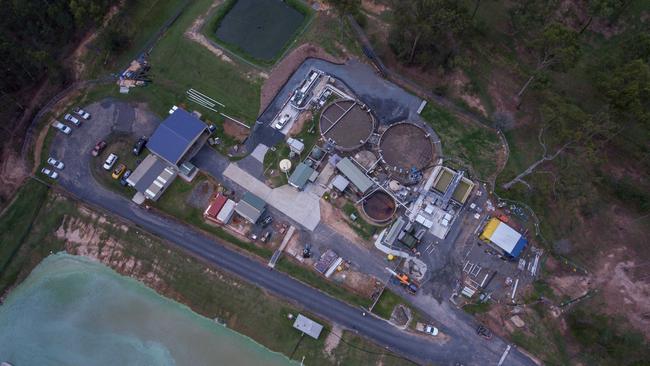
[0,254,295,366]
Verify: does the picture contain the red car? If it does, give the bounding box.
[91,141,107,157]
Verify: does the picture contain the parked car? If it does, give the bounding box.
[112,163,127,179]
[73,107,91,119]
[476,325,492,340]
[260,215,273,228]
[423,325,439,336]
[133,137,147,155]
[103,153,118,170]
[260,231,271,243]
[120,169,132,186]
[92,141,107,157]
[208,124,217,134]
[52,121,71,135]
[41,167,58,179]
[273,114,290,130]
[47,157,64,170]
[64,113,80,126]
[302,243,312,258]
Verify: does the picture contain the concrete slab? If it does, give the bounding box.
[223,163,321,231]
[250,144,269,163]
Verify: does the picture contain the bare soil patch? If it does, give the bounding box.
[288,110,312,136]
[331,270,377,298]
[184,0,234,65]
[223,118,249,142]
[260,43,344,114]
[320,200,365,244]
[361,0,388,15]
[323,323,343,358]
[0,148,29,207]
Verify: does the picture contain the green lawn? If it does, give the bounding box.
[421,103,501,181]
[277,257,373,308]
[82,0,261,125]
[81,0,188,79]
[342,202,377,241]
[372,289,403,320]
[263,111,321,187]
[0,180,49,285]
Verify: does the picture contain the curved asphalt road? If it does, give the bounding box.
[49,100,535,366]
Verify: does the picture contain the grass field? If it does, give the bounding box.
[276,257,373,308]
[0,180,49,292]
[83,0,262,125]
[372,289,403,319]
[342,202,377,241]
[420,103,500,181]
[0,188,406,365]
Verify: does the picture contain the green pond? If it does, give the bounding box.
[0,253,295,366]
[215,0,306,61]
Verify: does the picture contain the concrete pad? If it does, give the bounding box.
[250,144,269,163]
[268,186,321,230]
[223,163,321,231]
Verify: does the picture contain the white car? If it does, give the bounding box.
[74,107,90,119]
[64,113,80,126]
[47,157,64,170]
[424,325,439,336]
[41,167,58,179]
[103,153,118,170]
[274,114,290,130]
[52,121,71,134]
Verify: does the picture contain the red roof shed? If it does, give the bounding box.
[204,193,228,222]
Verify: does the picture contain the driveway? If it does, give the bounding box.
[48,99,536,366]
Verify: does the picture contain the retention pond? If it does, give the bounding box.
[0,253,294,366]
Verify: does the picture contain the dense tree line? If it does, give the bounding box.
[0,0,110,95]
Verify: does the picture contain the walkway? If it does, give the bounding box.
[223,163,321,230]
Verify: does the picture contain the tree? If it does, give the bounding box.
[502,94,614,190]
[516,23,581,98]
[509,0,559,36]
[602,59,650,127]
[388,0,469,65]
[326,0,361,16]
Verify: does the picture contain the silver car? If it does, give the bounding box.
[103,153,118,170]
[41,167,58,179]
[47,157,64,170]
[64,113,80,126]
[52,121,71,134]
[74,107,91,119]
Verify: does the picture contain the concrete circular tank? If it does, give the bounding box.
[319,100,374,151]
[362,191,397,224]
[379,122,434,172]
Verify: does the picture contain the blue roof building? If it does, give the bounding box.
[147,109,209,166]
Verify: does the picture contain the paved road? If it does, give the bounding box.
[49,100,536,366]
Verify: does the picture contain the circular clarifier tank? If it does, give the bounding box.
[362,191,397,224]
[319,100,374,151]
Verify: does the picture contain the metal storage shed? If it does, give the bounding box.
[335,158,374,193]
[292,314,323,339]
[216,199,236,224]
[480,218,527,258]
[235,192,266,224]
[127,154,177,201]
[288,162,315,190]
